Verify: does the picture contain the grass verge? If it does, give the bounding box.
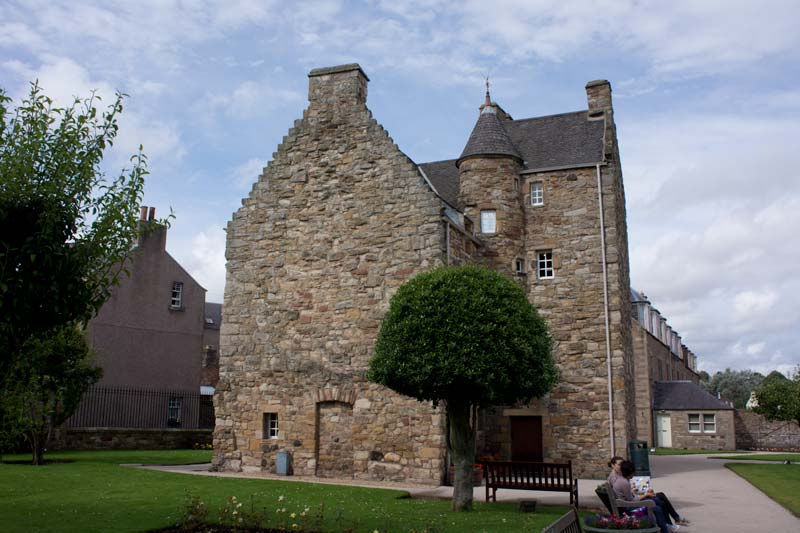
[711,453,800,462]
[650,448,739,455]
[726,463,800,517]
[0,450,571,533]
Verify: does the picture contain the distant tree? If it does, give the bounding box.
[0,82,153,383]
[368,265,557,511]
[697,370,710,384]
[702,368,764,409]
[4,324,101,464]
[754,371,800,429]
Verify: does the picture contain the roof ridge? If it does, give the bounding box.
[509,109,589,124]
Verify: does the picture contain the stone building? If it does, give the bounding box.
[214,63,645,481]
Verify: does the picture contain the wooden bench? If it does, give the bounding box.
[481,460,579,507]
[542,506,581,533]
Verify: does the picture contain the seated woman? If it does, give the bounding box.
[607,455,625,485]
[607,456,689,527]
[612,460,677,533]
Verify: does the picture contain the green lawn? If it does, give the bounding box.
[726,463,800,517]
[650,448,739,455]
[712,453,800,462]
[0,450,571,532]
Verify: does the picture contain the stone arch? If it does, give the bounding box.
[311,386,356,406]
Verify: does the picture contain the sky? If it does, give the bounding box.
[2,0,798,377]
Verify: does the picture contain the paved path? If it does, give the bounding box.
[137,453,799,532]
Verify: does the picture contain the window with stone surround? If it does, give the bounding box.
[688,413,716,433]
[263,412,279,439]
[702,414,716,433]
[515,258,525,275]
[480,210,496,234]
[531,181,543,206]
[537,251,554,279]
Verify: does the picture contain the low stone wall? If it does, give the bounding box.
[53,428,212,450]
[734,410,800,451]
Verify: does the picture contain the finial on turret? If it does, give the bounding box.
[484,76,491,107]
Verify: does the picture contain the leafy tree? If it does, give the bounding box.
[754,370,800,428]
[0,82,150,382]
[4,324,101,464]
[368,265,557,511]
[702,368,764,409]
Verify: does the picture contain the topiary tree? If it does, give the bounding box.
[368,265,557,511]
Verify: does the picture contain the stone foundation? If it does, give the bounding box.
[53,428,212,450]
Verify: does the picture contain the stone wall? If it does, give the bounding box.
[53,428,212,450]
[213,64,448,485]
[521,163,632,477]
[661,410,736,450]
[735,410,800,451]
[631,321,653,442]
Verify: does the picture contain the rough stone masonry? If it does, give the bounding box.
[213,64,636,483]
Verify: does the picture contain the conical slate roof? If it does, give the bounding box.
[456,106,522,167]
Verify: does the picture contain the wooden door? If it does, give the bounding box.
[510,416,543,462]
[655,414,672,448]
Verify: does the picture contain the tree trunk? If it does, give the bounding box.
[447,400,476,512]
[31,432,45,465]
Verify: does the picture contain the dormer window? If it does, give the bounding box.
[170,282,184,310]
[480,210,496,234]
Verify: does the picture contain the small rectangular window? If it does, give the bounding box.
[702,414,716,433]
[263,412,279,439]
[480,210,496,234]
[530,182,543,206]
[515,258,525,275]
[514,177,519,192]
[168,397,182,427]
[688,413,701,433]
[170,281,183,309]
[537,251,554,279]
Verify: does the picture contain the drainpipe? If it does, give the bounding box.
[597,163,616,457]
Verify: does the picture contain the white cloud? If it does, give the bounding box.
[186,226,227,303]
[205,80,303,119]
[230,158,268,191]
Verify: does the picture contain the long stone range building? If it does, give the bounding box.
[213,63,637,481]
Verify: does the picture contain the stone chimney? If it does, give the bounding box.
[308,64,369,107]
[137,205,167,251]
[585,79,612,117]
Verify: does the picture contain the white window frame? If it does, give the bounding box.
[702,413,716,433]
[537,251,554,279]
[530,181,543,206]
[264,412,279,439]
[688,413,701,433]
[480,210,496,234]
[170,281,184,309]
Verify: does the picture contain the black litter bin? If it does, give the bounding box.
[628,440,650,476]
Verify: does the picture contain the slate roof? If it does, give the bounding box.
[457,108,522,165]
[204,302,222,330]
[653,381,734,411]
[418,159,459,207]
[418,110,605,208]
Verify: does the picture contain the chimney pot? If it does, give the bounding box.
[140,206,148,221]
[148,207,156,221]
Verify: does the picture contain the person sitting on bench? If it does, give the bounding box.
[612,460,677,533]
[607,456,689,527]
